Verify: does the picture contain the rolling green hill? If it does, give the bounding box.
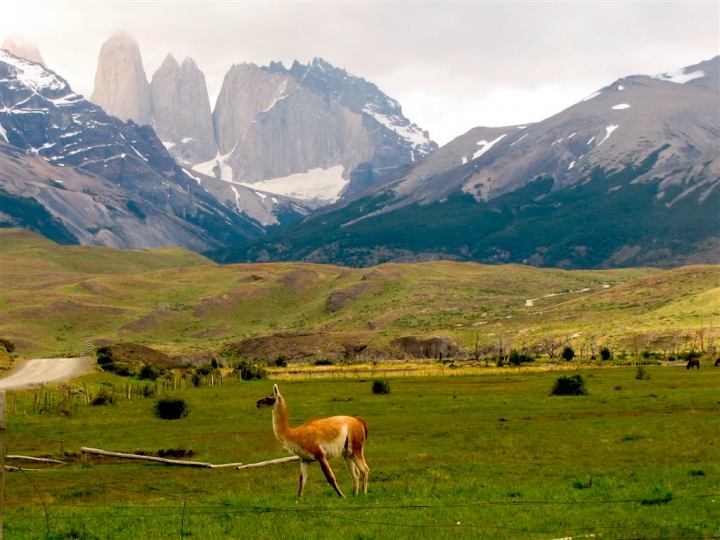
[1,229,717,359]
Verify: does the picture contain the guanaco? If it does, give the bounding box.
[256,384,369,498]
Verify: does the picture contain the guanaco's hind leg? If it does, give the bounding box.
[352,450,369,494]
[317,455,345,498]
[344,456,360,495]
[298,460,309,497]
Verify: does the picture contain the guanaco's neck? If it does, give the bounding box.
[272,397,292,440]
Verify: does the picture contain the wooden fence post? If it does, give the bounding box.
[0,440,5,540]
[0,392,5,430]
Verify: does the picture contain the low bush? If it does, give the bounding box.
[91,388,116,406]
[139,364,160,380]
[314,359,333,366]
[600,347,613,361]
[274,355,288,367]
[0,338,16,353]
[153,398,189,420]
[551,374,588,396]
[509,350,535,366]
[234,360,267,380]
[372,379,391,395]
[636,366,651,380]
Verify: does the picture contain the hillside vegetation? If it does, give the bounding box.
[1,229,717,359]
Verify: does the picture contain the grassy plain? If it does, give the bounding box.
[1,229,718,360]
[3,366,719,539]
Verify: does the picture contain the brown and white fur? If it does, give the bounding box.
[256,384,369,498]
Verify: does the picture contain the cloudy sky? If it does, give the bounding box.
[3,1,718,145]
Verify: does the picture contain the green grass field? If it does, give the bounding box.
[3,366,719,539]
[1,229,718,360]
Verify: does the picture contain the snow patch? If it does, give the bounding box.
[183,168,203,184]
[472,134,506,160]
[461,156,468,165]
[654,68,705,85]
[597,125,619,146]
[618,85,625,90]
[510,133,529,147]
[362,102,431,153]
[162,141,175,150]
[181,137,193,144]
[230,185,242,210]
[568,132,576,139]
[568,161,576,170]
[587,136,595,145]
[239,165,347,203]
[254,191,267,201]
[582,91,601,101]
[0,50,66,93]
[192,148,234,182]
[0,122,7,142]
[611,104,631,110]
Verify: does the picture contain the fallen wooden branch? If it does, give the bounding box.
[237,456,301,470]
[5,464,65,471]
[7,455,66,465]
[81,447,243,469]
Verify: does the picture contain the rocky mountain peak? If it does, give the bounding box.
[1,36,45,67]
[90,32,152,126]
[150,52,217,165]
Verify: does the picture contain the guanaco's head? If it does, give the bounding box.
[256,384,281,409]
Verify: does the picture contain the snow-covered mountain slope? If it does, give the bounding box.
[211,57,719,270]
[369,56,719,213]
[87,32,437,221]
[0,49,262,249]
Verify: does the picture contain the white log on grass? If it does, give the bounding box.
[81,447,243,468]
[236,456,301,470]
[6,455,65,465]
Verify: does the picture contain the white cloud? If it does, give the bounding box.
[2,1,718,147]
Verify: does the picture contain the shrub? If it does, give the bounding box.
[91,388,116,406]
[509,350,535,366]
[0,338,16,353]
[113,363,133,377]
[600,347,613,361]
[561,346,576,362]
[235,360,267,380]
[314,359,333,366]
[551,374,588,396]
[153,398,189,420]
[139,364,159,380]
[195,364,213,376]
[274,355,288,367]
[372,379,391,395]
[636,367,651,380]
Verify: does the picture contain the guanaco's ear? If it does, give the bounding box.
[273,384,280,396]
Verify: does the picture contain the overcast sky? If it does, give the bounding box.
[3,1,718,145]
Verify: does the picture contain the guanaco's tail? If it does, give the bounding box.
[355,416,368,441]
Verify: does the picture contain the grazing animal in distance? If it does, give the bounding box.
[686,358,700,370]
[714,357,720,367]
[256,384,369,498]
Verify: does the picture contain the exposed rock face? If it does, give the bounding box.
[391,336,460,358]
[210,63,374,190]
[150,55,217,165]
[1,36,45,66]
[0,49,262,250]
[221,331,378,363]
[90,33,152,126]
[88,34,437,225]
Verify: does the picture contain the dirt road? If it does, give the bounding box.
[0,357,94,390]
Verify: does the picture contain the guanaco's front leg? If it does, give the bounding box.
[298,460,309,497]
[318,455,345,498]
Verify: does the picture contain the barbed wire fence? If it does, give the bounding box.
[3,466,718,539]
